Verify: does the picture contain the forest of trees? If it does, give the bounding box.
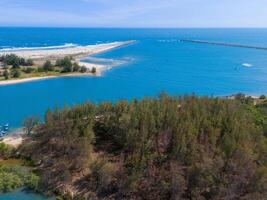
[19,94,267,200]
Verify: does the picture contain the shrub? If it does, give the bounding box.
[43,60,54,72]
[24,67,35,74]
[0,143,13,158]
[0,165,40,193]
[91,67,96,74]
[12,69,21,78]
[260,95,266,99]
[26,59,34,66]
[80,66,87,73]
[56,57,72,68]
[3,69,9,80]
[73,62,80,72]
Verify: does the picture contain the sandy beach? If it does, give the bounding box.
[0,41,134,60]
[0,73,98,86]
[0,40,134,85]
[1,129,25,148]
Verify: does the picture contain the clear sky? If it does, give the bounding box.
[0,0,266,28]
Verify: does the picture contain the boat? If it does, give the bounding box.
[3,124,9,131]
[0,124,9,137]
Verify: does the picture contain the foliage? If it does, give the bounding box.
[43,60,54,72]
[12,69,21,78]
[0,54,29,68]
[22,104,96,193]
[73,62,81,72]
[0,143,13,158]
[0,165,40,193]
[3,69,9,80]
[23,116,40,135]
[23,95,267,199]
[26,59,34,66]
[56,57,73,72]
[91,67,96,74]
[23,67,35,74]
[80,66,87,73]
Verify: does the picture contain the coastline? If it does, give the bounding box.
[1,128,25,148]
[0,40,135,86]
[0,72,96,86]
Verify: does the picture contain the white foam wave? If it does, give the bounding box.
[242,63,253,67]
[0,43,78,52]
[157,39,178,43]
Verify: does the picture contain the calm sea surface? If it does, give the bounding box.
[0,28,267,199]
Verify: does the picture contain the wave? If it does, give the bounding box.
[242,63,253,67]
[82,56,133,68]
[157,39,179,43]
[0,43,78,52]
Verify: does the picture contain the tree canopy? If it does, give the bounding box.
[21,95,267,199]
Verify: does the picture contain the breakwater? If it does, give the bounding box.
[181,39,267,51]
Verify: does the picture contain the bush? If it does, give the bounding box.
[56,57,72,68]
[73,62,80,72]
[91,67,96,74]
[3,69,9,80]
[90,158,116,192]
[37,67,45,73]
[24,67,35,74]
[0,165,40,193]
[12,69,21,78]
[80,66,87,73]
[26,59,34,66]
[260,95,266,99]
[43,60,54,72]
[0,143,13,158]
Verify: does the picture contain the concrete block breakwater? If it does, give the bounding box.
[181,39,267,51]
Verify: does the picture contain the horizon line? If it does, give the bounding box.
[0,26,267,29]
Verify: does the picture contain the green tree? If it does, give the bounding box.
[26,59,34,66]
[12,69,21,78]
[73,62,80,72]
[3,70,9,80]
[43,60,54,72]
[23,116,40,135]
[80,66,87,73]
[91,67,96,74]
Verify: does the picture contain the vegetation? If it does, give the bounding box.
[0,142,40,193]
[91,67,96,74]
[19,94,267,199]
[3,69,9,80]
[80,66,87,73]
[43,60,54,72]
[0,165,40,193]
[0,54,34,67]
[0,54,97,82]
[23,116,40,135]
[12,69,21,78]
[0,143,14,158]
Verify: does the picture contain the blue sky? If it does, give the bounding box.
[0,0,266,27]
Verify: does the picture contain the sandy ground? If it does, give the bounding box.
[0,72,98,86]
[0,41,134,60]
[2,129,25,148]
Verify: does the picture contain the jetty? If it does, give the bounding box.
[180,39,267,51]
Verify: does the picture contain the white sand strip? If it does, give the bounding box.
[0,41,135,59]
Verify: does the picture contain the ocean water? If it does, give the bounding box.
[0,188,53,200]
[0,28,267,198]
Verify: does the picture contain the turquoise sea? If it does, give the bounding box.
[0,28,267,199]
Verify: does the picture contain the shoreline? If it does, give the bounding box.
[1,128,25,148]
[0,40,135,86]
[0,72,97,86]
